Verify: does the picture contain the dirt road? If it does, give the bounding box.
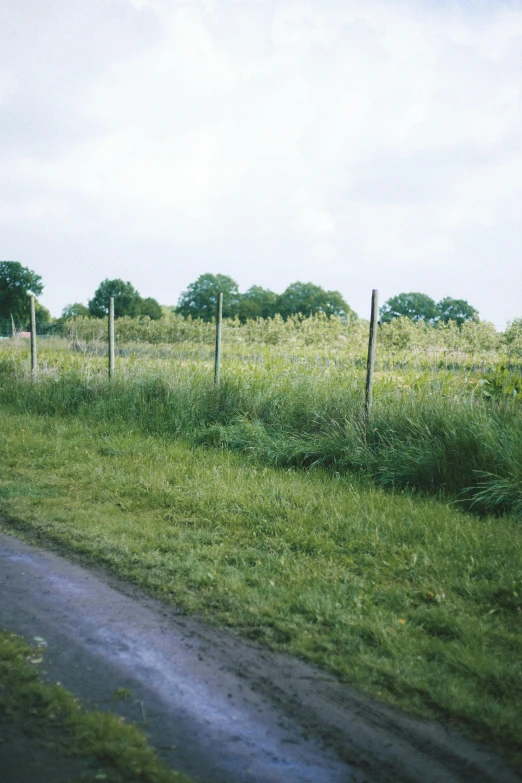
[0,529,519,783]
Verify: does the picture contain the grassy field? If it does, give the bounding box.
[0,325,521,764]
[0,629,192,782]
[0,407,521,766]
[1,329,521,515]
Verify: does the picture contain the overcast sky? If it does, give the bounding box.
[1,0,521,327]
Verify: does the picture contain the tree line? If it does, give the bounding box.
[1,262,481,329]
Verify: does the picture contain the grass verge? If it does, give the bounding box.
[0,407,521,768]
[0,629,192,782]
[0,347,520,516]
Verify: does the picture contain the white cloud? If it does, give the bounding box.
[0,0,521,325]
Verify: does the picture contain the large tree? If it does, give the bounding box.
[61,303,91,319]
[437,297,478,326]
[88,279,142,319]
[380,292,439,324]
[0,261,43,323]
[177,274,240,321]
[138,297,163,320]
[275,282,355,321]
[238,286,278,322]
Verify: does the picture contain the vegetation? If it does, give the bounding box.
[0,411,520,767]
[0,261,45,326]
[0,628,192,782]
[0,309,521,764]
[380,292,478,325]
[0,317,520,516]
[88,279,162,320]
[176,274,356,322]
[176,273,241,321]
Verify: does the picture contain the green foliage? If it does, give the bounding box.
[61,302,91,319]
[177,274,240,321]
[139,297,162,320]
[0,337,520,517]
[437,297,478,326]
[89,279,142,319]
[275,281,355,321]
[238,286,278,322]
[380,292,439,324]
[502,318,522,359]
[34,301,52,326]
[0,261,44,323]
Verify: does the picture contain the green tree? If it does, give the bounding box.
[0,261,43,323]
[275,282,355,321]
[238,286,278,322]
[88,279,142,319]
[437,297,478,326]
[61,303,91,319]
[177,274,240,321]
[380,292,439,324]
[34,302,52,325]
[138,297,162,320]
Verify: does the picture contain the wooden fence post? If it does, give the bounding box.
[365,289,379,421]
[108,297,115,381]
[30,295,37,379]
[214,292,223,387]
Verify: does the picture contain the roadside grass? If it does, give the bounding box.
[0,629,193,782]
[0,343,521,516]
[0,409,521,766]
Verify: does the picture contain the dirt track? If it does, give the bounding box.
[0,528,519,783]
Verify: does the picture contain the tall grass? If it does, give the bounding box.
[1,339,520,517]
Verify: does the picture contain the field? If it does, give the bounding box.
[0,314,521,765]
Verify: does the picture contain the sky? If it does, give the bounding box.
[1,0,521,328]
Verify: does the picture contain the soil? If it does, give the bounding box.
[0,528,520,783]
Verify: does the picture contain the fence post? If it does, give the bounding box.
[30,295,37,379]
[365,289,378,421]
[214,292,223,387]
[11,314,15,339]
[108,297,115,381]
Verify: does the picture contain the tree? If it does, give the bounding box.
[380,292,439,324]
[0,261,43,323]
[88,279,142,319]
[275,282,355,321]
[238,286,278,322]
[61,303,90,319]
[177,274,240,321]
[138,297,162,320]
[34,302,52,325]
[437,297,478,326]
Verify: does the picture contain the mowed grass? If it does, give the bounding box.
[1,409,521,765]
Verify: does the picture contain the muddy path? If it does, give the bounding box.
[0,529,519,783]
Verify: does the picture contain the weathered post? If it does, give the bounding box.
[365,289,378,421]
[214,292,223,387]
[108,296,115,381]
[11,314,15,339]
[30,295,37,379]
